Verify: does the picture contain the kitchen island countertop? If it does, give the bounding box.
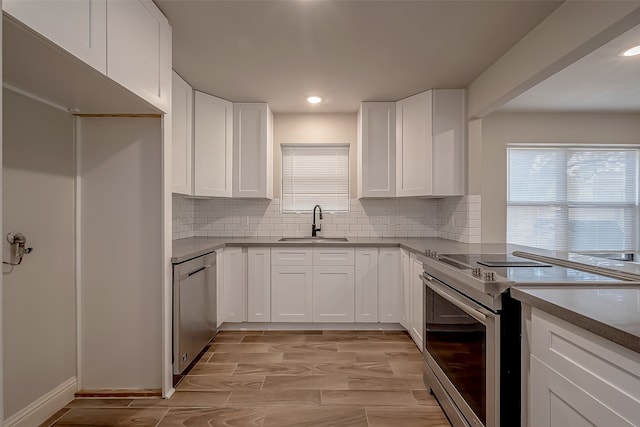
[512,286,640,354]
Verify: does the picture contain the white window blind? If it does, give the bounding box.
[507,146,639,252]
[281,145,350,212]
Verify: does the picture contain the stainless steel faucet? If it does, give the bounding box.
[311,205,323,237]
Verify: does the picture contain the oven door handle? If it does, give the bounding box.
[421,274,489,323]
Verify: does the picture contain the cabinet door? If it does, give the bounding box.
[216,249,224,328]
[313,248,355,266]
[106,0,171,112]
[378,248,402,323]
[233,103,273,199]
[271,266,313,322]
[247,248,271,322]
[194,91,233,197]
[410,257,424,350]
[171,71,193,195]
[355,248,378,323]
[396,91,432,197]
[529,356,635,427]
[358,102,396,198]
[3,0,107,73]
[222,247,246,322]
[400,249,410,330]
[432,89,465,196]
[313,266,355,323]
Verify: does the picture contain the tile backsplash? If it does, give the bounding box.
[173,194,480,243]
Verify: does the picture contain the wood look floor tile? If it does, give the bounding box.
[321,390,418,406]
[39,408,70,426]
[129,391,230,407]
[209,352,284,364]
[52,408,168,426]
[209,335,245,343]
[411,390,442,406]
[269,343,338,353]
[176,374,265,391]
[367,334,414,342]
[304,335,370,343]
[262,374,349,390]
[282,351,358,363]
[322,330,384,336]
[263,406,368,427]
[337,342,417,353]
[313,362,394,377]
[355,351,423,363]
[157,407,266,426]
[241,335,306,343]
[65,399,134,408]
[389,361,425,375]
[209,343,271,353]
[227,390,321,407]
[262,330,323,335]
[234,362,313,376]
[366,406,451,427]
[347,375,427,391]
[188,363,237,375]
[217,331,264,336]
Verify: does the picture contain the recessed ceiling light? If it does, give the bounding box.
[620,45,640,57]
[307,96,322,104]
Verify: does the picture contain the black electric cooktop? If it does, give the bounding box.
[438,253,626,284]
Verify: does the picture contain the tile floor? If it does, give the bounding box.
[42,330,452,426]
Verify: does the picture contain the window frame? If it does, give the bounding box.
[280,143,351,214]
[506,144,640,253]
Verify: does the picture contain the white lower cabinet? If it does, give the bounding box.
[313,266,355,322]
[408,254,424,351]
[528,308,640,427]
[378,248,403,323]
[221,247,246,322]
[355,248,379,322]
[247,248,270,322]
[400,248,411,329]
[271,265,313,322]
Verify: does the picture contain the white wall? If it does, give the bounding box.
[273,113,357,199]
[78,117,162,390]
[480,112,640,243]
[2,89,76,418]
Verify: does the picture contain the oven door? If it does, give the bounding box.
[422,272,500,427]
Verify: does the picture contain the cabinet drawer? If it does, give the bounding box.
[313,248,355,266]
[531,308,640,424]
[271,248,313,266]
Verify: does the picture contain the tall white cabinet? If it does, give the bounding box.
[233,103,273,199]
[357,102,396,198]
[3,0,107,73]
[106,0,171,112]
[194,91,233,197]
[396,89,465,197]
[171,71,193,195]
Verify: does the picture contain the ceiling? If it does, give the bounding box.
[500,22,640,113]
[154,0,561,113]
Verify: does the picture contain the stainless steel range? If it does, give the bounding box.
[420,251,640,427]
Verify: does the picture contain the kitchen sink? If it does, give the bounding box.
[278,237,349,243]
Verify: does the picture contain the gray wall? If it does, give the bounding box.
[2,88,76,418]
[480,112,640,243]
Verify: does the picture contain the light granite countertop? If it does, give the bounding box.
[512,286,640,354]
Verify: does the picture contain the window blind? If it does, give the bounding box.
[507,146,639,252]
[281,145,350,212]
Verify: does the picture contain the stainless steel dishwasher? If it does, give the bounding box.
[173,251,217,374]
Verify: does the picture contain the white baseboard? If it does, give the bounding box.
[219,322,405,331]
[4,377,77,427]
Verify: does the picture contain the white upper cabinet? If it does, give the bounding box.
[3,0,107,73]
[233,103,273,199]
[106,0,171,113]
[194,91,233,197]
[357,102,396,198]
[171,71,193,195]
[396,89,465,197]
